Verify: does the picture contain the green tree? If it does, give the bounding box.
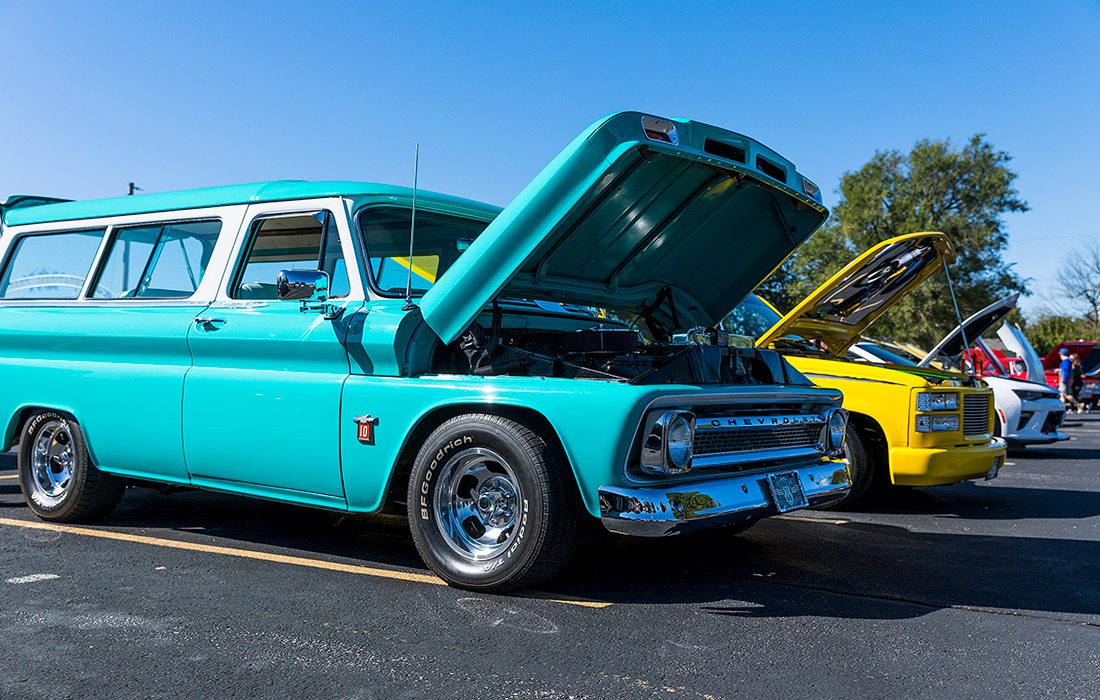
[759,135,1029,349]
[1020,314,1100,356]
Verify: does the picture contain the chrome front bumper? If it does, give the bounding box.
[598,461,851,537]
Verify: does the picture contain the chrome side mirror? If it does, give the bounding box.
[277,269,329,303]
[276,269,343,319]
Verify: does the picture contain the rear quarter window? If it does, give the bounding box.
[90,220,220,299]
[0,229,106,299]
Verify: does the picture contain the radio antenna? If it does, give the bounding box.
[402,143,420,311]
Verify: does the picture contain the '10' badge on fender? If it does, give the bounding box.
[354,415,379,444]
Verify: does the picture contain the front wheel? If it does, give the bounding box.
[816,424,880,509]
[406,414,580,592]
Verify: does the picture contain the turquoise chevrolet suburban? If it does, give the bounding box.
[0,112,848,591]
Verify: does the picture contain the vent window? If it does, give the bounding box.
[703,138,746,164]
[755,156,787,183]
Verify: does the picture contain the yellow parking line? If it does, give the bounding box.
[0,474,18,480]
[0,517,609,609]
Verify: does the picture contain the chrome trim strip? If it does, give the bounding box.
[642,389,843,408]
[696,413,827,430]
[599,460,851,537]
[691,446,822,469]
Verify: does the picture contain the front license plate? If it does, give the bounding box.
[767,471,808,512]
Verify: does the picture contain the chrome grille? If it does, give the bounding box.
[694,423,821,456]
[963,394,991,435]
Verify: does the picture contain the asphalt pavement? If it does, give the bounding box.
[2,416,1099,699]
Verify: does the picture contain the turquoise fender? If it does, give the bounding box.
[339,374,671,517]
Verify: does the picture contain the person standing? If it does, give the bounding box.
[1071,353,1086,413]
[1058,348,1079,411]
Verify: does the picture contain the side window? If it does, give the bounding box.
[91,220,221,299]
[0,229,106,299]
[358,207,488,296]
[232,212,349,300]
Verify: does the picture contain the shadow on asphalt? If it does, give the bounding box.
[851,481,1100,520]
[2,451,1098,623]
[0,480,1091,624]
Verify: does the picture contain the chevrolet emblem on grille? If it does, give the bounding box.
[697,414,827,430]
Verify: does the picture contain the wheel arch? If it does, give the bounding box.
[3,403,84,453]
[846,411,890,481]
[381,403,588,516]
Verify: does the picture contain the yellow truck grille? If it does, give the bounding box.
[963,394,991,436]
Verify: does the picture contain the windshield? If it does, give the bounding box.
[855,342,918,366]
[723,293,782,339]
[358,207,490,296]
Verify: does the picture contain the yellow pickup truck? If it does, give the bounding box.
[727,232,1006,506]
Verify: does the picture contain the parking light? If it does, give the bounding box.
[801,177,821,201]
[641,115,679,146]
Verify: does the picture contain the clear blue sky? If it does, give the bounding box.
[1,1,1097,319]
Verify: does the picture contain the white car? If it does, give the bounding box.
[849,294,1068,447]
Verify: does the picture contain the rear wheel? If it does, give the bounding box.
[406,414,580,592]
[17,411,124,522]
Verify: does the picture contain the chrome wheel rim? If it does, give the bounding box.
[30,420,75,506]
[433,447,522,561]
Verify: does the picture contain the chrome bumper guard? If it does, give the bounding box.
[598,461,851,537]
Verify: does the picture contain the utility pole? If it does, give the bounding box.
[127,182,143,196]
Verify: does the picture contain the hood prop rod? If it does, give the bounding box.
[402,143,421,312]
[942,259,971,373]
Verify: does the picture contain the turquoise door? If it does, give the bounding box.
[181,202,362,505]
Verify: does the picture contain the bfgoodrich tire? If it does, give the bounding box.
[406,414,580,592]
[17,411,125,522]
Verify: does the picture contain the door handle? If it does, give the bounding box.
[194,317,227,331]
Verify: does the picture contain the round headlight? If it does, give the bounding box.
[826,409,848,456]
[665,412,695,472]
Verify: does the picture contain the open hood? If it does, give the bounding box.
[756,232,955,355]
[418,111,829,344]
[918,293,1019,367]
[996,322,1046,384]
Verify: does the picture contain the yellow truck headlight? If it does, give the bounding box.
[916,392,959,411]
[915,414,960,432]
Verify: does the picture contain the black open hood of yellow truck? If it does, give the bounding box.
[757,232,955,355]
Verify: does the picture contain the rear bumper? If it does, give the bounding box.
[890,438,1007,486]
[598,461,850,537]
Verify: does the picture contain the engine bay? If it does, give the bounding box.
[432,309,796,386]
